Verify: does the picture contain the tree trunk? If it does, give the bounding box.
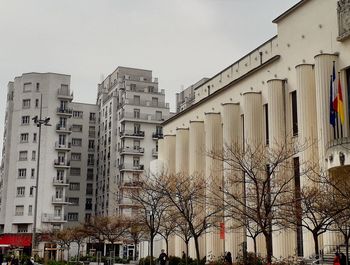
[165,238,169,258]
[253,237,257,260]
[264,233,273,264]
[77,242,81,262]
[134,240,138,261]
[150,234,154,265]
[193,236,201,265]
[313,233,320,263]
[185,241,189,265]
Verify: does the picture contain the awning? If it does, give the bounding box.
[0,234,32,247]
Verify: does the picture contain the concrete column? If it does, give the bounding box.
[174,128,189,257]
[221,103,243,259]
[188,121,206,259]
[162,135,176,256]
[205,112,224,260]
[314,54,338,168]
[242,92,266,255]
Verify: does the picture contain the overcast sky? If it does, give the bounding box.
[0,0,299,149]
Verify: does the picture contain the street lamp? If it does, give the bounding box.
[31,94,51,257]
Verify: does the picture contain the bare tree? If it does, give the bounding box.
[70,224,87,262]
[51,227,75,261]
[126,219,146,261]
[158,209,177,256]
[208,141,307,264]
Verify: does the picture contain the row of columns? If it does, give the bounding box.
[157,53,343,259]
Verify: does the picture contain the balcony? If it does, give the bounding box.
[53,177,69,186]
[55,142,71,151]
[56,124,72,133]
[152,148,158,157]
[152,132,163,139]
[42,213,67,223]
[52,196,70,205]
[54,159,70,168]
[326,137,350,171]
[56,107,73,116]
[57,88,73,100]
[120,130,145,138]
[120,98,169,109]
[118,198,141,208]
[119,112,167,123]
[119,146,144,155]
[119,181,142,190]
[118,163,144,172]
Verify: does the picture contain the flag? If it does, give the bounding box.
[332,63,338,112]
[338,75,345,124]
[220,222,225,239]
[330,75,336,127]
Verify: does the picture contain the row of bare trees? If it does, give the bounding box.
[129,140,350,264]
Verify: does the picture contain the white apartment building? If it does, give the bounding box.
[0,73,98,253]
[96,67,170,219]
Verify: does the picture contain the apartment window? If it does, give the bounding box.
[72,124,83,132]
[85,198,92,210]
[69,182,80,191]
[133,157,140,167]
[134,124,141,133]
[68,197,79,206]
[31,150,36,161]
[29,187,34,196]
[33,133,37,142]
[134,140,140,149]
[54,207,62,217]
[23,83,31,92]
[89,112,96,122]
[56,170,64,181]
[55,188,63,199]
[86,183,93,195]
[20,133,29,143]
[130,84,136,91]
[18,169,27,179]
[72,138,82,146]
[71,153,81,161]
[264,104,269,145]
[134,95,140,105]
[36,83,40,91]
[22,99,31,109]
[155,111,162,120]
[89,127,95,138]
[152,97,158,107]
[67,213,79,221]
[291,91,298,136]
[70,168,81,176]
[134,109,140,119]
[31,168,35,178]
[17,224,28,232]
[28,205,32,216]
[16,187,25,197]
[88,154,94,166]
[35,99,39,108]
[19,151,28,161]
[73,111,83,118]
[87,168,94,181]
[85,214,91,223]
[88,140,95,151]
[21,116,30,125]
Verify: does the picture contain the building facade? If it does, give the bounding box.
[157,0,350,260]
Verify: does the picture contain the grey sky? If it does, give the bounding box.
[0,0,299,148]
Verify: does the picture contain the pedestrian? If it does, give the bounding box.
[340,253,346,265]
[29,257,35,265]
[158,249,168,265]
[224,252,232,265]
[334,252,341,265]
[182,251,186,260]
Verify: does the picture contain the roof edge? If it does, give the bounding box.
[272,0,309,24]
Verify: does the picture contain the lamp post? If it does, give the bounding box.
[31,94,51,257]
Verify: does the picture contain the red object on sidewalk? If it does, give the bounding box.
[0,234,32,247]
[220,222,225,239]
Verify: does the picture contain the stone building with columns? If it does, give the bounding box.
[154,0,350,260]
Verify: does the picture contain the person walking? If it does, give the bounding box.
[224,252,233,265]
[340,253,346,265]
[158,249,168,265]
[334,252,341,265]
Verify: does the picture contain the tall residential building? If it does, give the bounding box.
[96,67,170,217]
[0,73,98,250]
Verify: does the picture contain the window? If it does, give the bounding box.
[87,168,94,181]
[89,112,96,122]
[291,91,298,136]
[22,99,31,109]
[29,187,34,196]
[21,116,30,125]
[28,205,32,216]
[36,83,40,91]
[55,188,63,199]
[58,135,66,145]
[71,153,81,161]
[134,96,140,105]
[133,157,140,167]
[72,138,82,146]
[68,197,79,205]
[17,224,28,232]
[130,84,136,91]
[86,183,93,195]
[88,140,95,151]
[31,168,35,178]
[54,207,62,217]
[155,111,162,120]
[134,124,141,133]
[18,169,26,179]
[69,182,80,191]
[35,99,39,108]
[134,140,140,149]
[33,133,37,142]
[134,109,140,119]
[17,187,25,197]
[152,97,158,107]
[85,198,92,210]
[19,151,28,161]
[23,83,31,92]
[31,150,36,160]
[67,213,79,221]
[73,111,83,118]
[89,126,95,138]
[264,104,269,145]
[20,133,29,143]
[72,124,83,132]
[15,206,24,216]
[88,154,94,166]
[70,168,81,176]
